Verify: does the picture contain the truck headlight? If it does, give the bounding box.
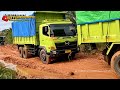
[51,47,56,50]
[48,46,56,50]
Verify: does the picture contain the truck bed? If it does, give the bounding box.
[77,19,120,45]
[13,35,39,45]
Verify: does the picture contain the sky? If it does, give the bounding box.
[0,11,34,31]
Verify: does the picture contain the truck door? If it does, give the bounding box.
[39,25,50,50]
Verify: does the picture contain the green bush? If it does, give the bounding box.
[96,43,106,51]
[5,29,13,44]
[79,43,106,54]
[0,28,13,44]
[0,64,17,79]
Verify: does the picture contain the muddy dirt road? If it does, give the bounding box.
[0,45,119,79]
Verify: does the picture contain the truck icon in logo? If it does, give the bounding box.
[65,41,70,46]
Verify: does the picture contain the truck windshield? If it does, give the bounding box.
[50,24,76,37]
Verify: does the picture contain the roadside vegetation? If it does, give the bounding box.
[0,63,17,79]
[0,28,13,44]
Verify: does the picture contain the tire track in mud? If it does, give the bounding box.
[0,45,75,76]
[0,54,66,78]
[0,45,119,79]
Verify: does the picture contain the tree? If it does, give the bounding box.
[5,28,13,44]
[0,28,13,44]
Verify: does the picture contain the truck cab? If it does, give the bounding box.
[39,20,79,64]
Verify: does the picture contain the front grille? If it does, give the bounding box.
[55,41,77,50]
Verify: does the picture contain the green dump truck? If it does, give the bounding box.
[76,11,120,76]
[11,11,79,64]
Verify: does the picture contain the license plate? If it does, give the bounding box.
[65,50,71,53]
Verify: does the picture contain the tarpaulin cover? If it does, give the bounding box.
[12,13,36,37]
[76,11,120,25]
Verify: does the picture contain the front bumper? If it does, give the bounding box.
[47,47,80,58]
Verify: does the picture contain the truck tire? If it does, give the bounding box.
[111,51,120,77]
[23,47,30,59]
[39,49,51,64]
[19,47,23,58]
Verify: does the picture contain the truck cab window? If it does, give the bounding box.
[43,26,49,36]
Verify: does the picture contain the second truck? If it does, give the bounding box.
[5,11,79,64]
[76,11,120,77]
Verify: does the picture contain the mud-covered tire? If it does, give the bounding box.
[111,51,120,77]
[23,47,30,59]
[39,49,51,64]
[19,47,23,58]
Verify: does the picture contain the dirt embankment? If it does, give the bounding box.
[0,44,119,79]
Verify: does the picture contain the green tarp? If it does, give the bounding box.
[76,11,120,25]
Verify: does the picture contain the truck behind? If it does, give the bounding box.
[76,11,120,76]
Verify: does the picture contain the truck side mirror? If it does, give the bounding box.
[50,29,54,37]
[50,34,54,37]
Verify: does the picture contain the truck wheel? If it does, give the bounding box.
[19,47,23,58]
[111,51,120,77]
[39,49,51,64]
[23,47,30,59]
